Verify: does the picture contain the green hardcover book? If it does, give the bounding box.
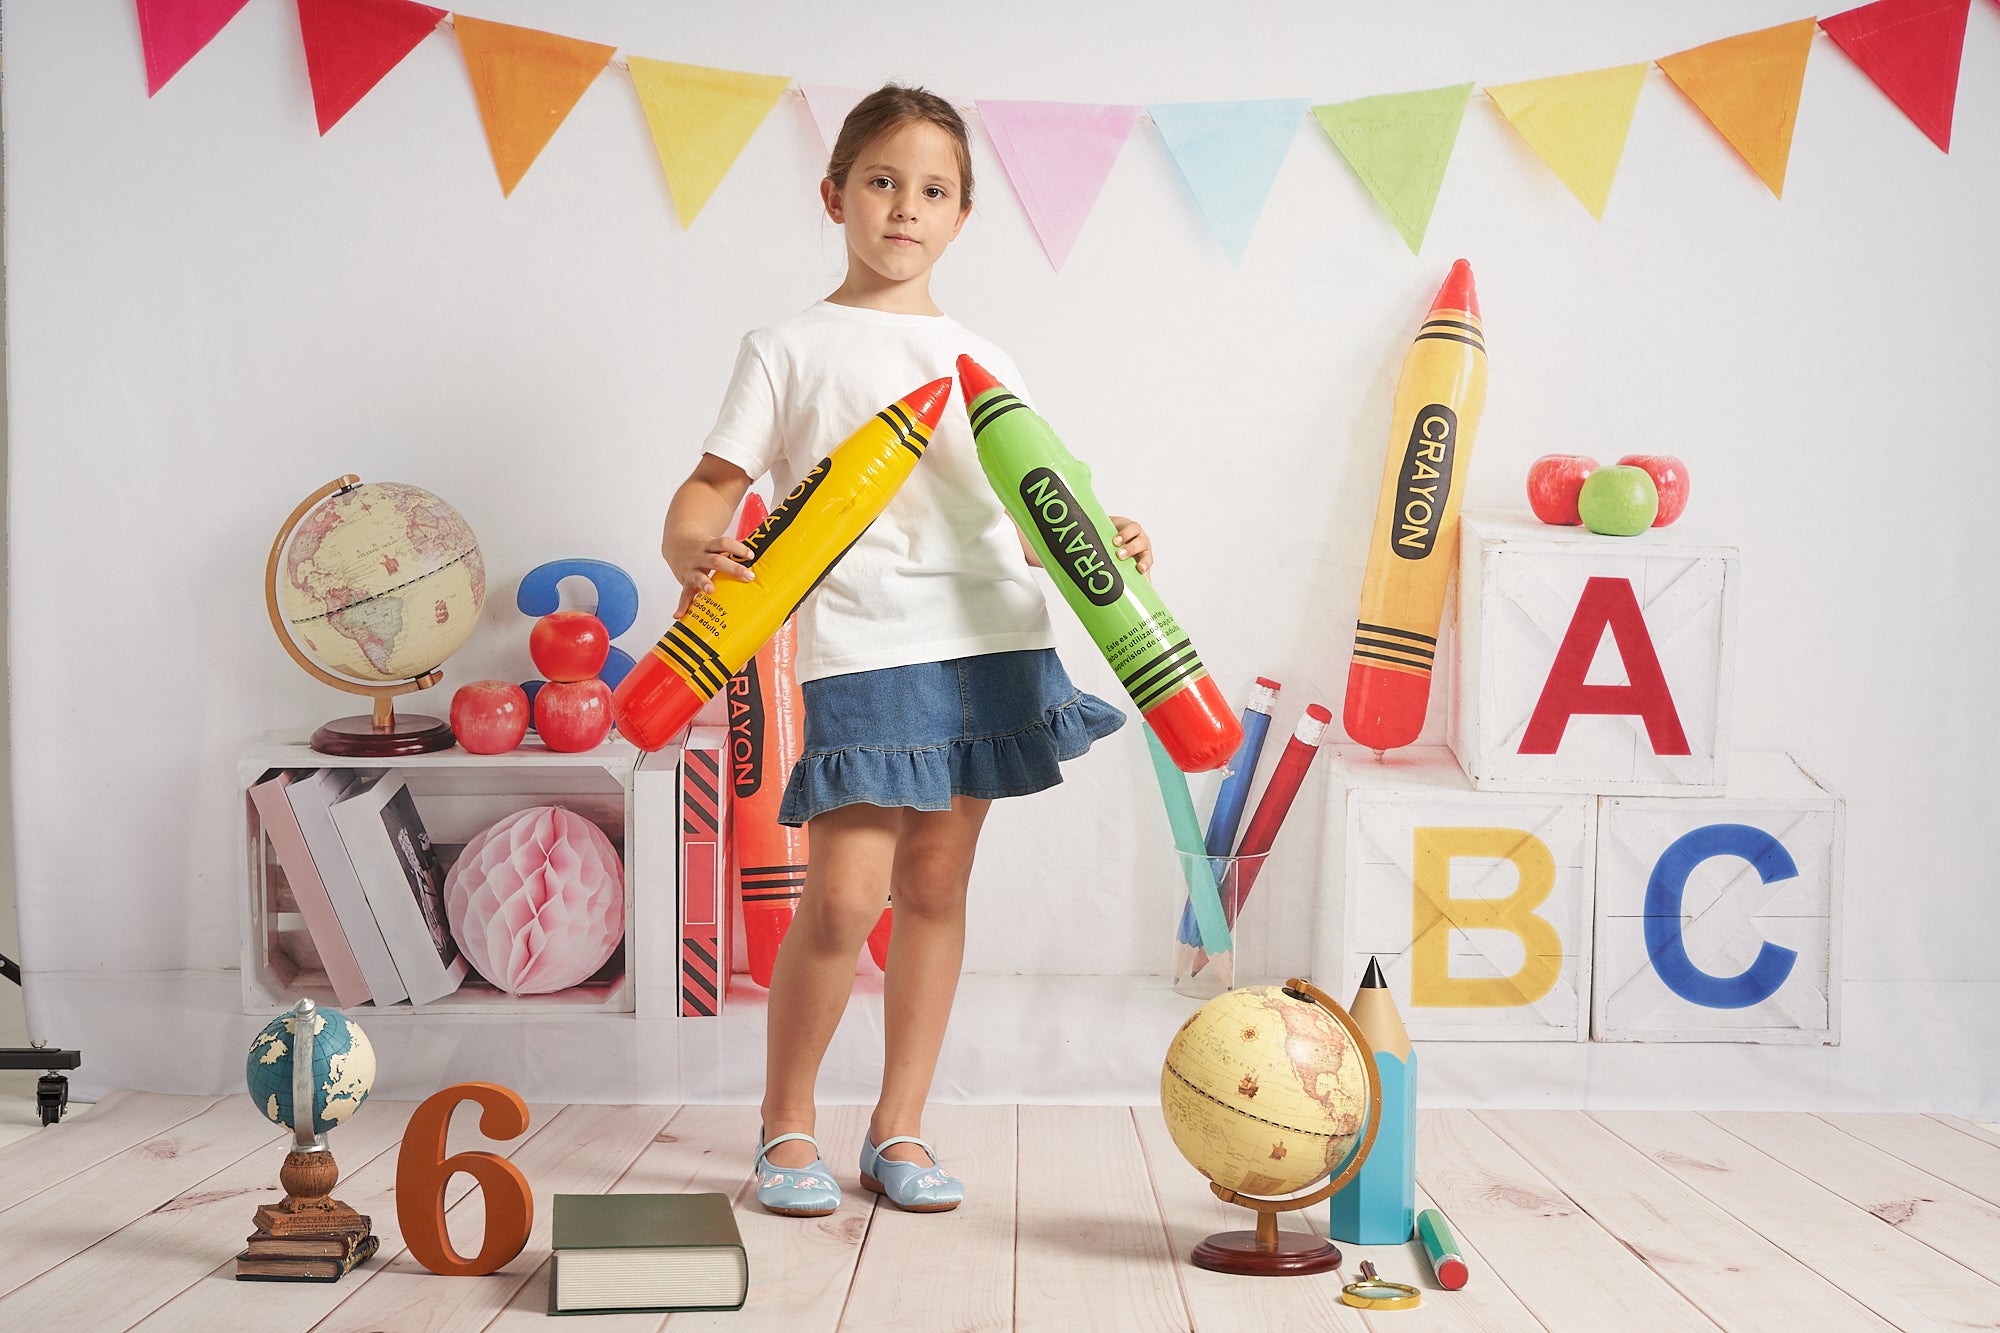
[548,1192,748,1315]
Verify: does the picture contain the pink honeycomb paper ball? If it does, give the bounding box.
[443,805,625,995]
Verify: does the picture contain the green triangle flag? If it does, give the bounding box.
[1312,83,1474,253]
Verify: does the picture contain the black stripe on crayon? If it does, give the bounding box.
[970,398,1029,438]
[1119,637,1196,692]
[1123,641,1203,709]
[1420,318,1484,339]
[660,632,729,693]
[969,390,1020,433]
[742,893,805,904]
[875,408,925,459]
[1414,331,1485,351]
[1357,621,1437,646]
[666,621,732,677]
[1353,648,1435,674]
[1355,635,1434,661]
[739,864,808,877]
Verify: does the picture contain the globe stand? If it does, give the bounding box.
[1189,979,1383,1278]
[266,475,458,758]
[253,1138,372,1238]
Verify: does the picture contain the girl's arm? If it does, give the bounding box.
[1014,514,1154,574]
[662,454,757,618]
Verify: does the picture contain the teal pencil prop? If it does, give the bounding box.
[1416,1208,1468,1290]
[1328,957,1417,1245]
[1145,727,1232,962]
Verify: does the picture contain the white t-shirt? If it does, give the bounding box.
[700,301,1055,684]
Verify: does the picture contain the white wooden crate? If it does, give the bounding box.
[1593,752,1843,1044]
[1314,745,1595,1041]
[238,736,638,1016]
[1450,509,1740,794]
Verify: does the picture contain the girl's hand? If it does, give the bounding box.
[668,534,756,618]
[1110,515,1153,575]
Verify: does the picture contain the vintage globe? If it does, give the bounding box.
[246,1004,376,1138]
[1160,984,1372,1198]
[278,481,485,683]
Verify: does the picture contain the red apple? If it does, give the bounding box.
[450,680,530,754]
[1616,454,1690,527]
[529,611,610,683]
[1526,454,1599,525]
[534,678,613,752]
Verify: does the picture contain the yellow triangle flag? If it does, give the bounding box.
[1658,18,1818,198]
[628,59,792,228]
[1486,64,1649,220]
[454,15,614,197]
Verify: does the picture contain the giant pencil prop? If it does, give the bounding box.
[1327,957,1417,1245]
[957,356,1241,772]
[615,378,953,752]
[724,494,811,989]
[1344,259,1487,753]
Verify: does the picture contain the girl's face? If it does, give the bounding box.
[823,119,970,289]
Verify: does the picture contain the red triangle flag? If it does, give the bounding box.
[1821,0,1971,151]
[135,0,253,96]
[297,0,446,135]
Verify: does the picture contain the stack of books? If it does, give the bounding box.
[548,1192,747,1315]
[235,1223,379,1283]
[250,768,473,1007]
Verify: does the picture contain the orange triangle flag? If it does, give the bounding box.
[1658,18,1818,198]
[453,15,615,197]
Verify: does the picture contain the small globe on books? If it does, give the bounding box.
[246,1003,375,1138]
[266,476,486,756]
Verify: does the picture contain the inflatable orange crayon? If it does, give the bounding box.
[958,355,1241,772]
[724,494,811,989]
[615,378,953,752]
[1344,259,1488,753]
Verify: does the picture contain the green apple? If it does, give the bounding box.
[1578,465,1659,536]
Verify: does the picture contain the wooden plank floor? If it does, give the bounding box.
[3,1097,1999,1331]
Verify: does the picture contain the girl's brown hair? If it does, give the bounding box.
[826,84,974,211]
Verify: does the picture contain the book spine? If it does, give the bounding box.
[252,774,371,1007]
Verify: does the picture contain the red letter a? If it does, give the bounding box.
[1518,576,1690,755]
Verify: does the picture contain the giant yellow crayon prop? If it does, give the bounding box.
[1344,259,1487,753]
[614,378,952,752]
[958,356,1241,772]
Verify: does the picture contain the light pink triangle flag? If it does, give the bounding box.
[136,0,254,95]
[801,84,868,153]
[977,100,1141,271]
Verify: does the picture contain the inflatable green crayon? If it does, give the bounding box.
[957,356,1240,772]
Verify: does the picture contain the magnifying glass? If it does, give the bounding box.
[1341,1260,1422,1311]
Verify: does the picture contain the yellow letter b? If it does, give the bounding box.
[1410,827,1562,1008]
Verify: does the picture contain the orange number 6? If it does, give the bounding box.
[396,1081,534,1276]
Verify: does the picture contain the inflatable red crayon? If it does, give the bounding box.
[615,379,951,751]
[1344,260,1488,753]
[958,356,1240,771]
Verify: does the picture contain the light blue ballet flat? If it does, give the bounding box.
[860,1132,964,1213]
[755,1131,841,1217]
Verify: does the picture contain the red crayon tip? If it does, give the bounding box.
[1342,662,1428,752]
[955,354,1004,402]
[1429,258,1479,321]
[1145,676,1245,772]
[906,376,955,430]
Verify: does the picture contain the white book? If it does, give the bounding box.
[285,769,408,1006]
[332,772,466,1006]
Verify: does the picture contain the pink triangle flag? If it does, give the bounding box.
[977,100,1141,271]
[297,0,446,136]
[1821,0,1971,151]
[135,0,253,96]
[801,84,868,154]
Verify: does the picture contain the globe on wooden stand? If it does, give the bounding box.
[265,475,487,756]
[1160,978,1382,1276]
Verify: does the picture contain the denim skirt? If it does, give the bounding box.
[776,648,1125,826]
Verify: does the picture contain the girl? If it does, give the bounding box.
[658,85,1152,1217]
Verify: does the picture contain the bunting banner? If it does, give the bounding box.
[135,0,253,96]
[801,84,867,154]
[1149,99,1310,266]
[1821,0,1971,151]
[1658,18,1818,198]
[1313,83,1474,254]
[628,60,793,228]
[297,0,445,136]
[453,15,615,198]
[1486,64,1650,220]
[977,100,1142,271]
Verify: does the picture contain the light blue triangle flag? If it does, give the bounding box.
[1148,99,1309,266]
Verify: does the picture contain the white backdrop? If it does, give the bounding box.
[6,1,1997,1112]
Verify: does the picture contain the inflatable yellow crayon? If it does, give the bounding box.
[614,378,952,751]
[1344,259,1487,752]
